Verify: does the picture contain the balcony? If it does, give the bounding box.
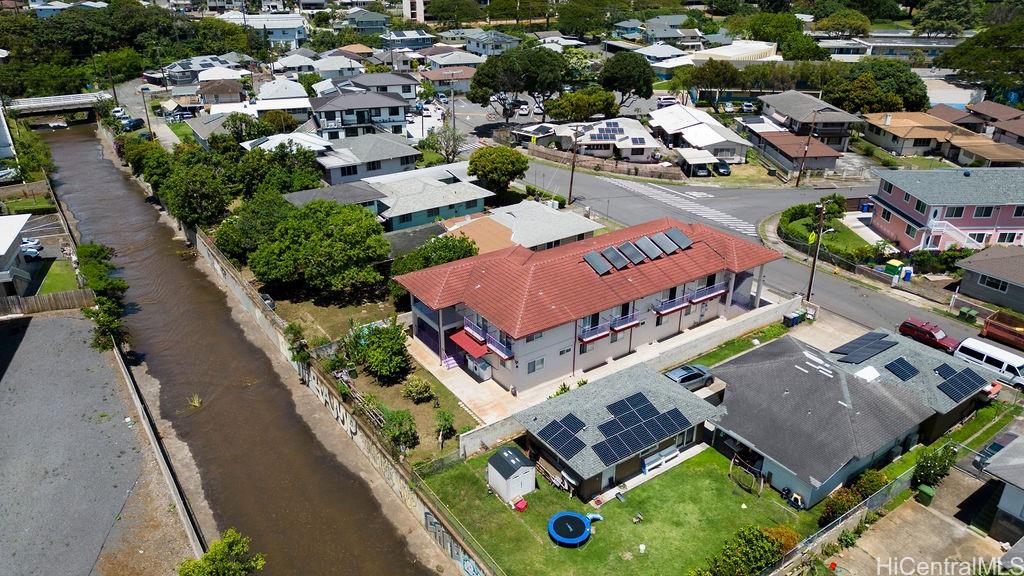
[689,281,729,303]
[925,220,985,250]
[463,316,485,342]
[486,333,514,359]
[610,311,642,331]
[654,294,691,315]
[578,321,611,342]
[413,299,437,319]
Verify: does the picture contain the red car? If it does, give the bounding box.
[897,318,960,353]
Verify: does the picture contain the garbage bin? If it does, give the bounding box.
[783,312,799,327]
[797,308,807,322]
[884,259,904,276]
[860,202,873,213]
[903,266,914,282]
[916,485,935,506]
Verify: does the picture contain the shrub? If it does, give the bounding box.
[548,382,571,399]
[837,529,858,548]
[704,526,783,576]
[525,184,567,208]
[284,322,310,364]
[864,511,881,525]
[913,444,958,487]
[861,142,876,157]
[853,469,888,498]
[818,487,862,527]
[401,377,435,404]
[762,526,800,553]
[435,409,456,440]
[820,541,842,557]
[363,319,411,384]
[382,409,419,451]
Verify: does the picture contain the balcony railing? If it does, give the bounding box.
[610,311,642,331]
[925,220,985,250]
[463,317,485,342]
[654,294,690,315]
[689,281,729,303]
[413,299,437,320]
[486,333,514,359]
[578,321,611,342]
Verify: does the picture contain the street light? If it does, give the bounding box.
[444,68,457,130]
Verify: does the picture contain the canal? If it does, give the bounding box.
[45,125,434,576]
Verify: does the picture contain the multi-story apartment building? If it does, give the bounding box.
[465,30,519,56]
[381,29,435,50]
[339,72,420,104]
[396,218,781,391]
[335,8,389,35]
[217,12,307,49]
[310,91,410,139]
[869,168,1024,252]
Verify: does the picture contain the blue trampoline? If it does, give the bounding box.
[548,511,591,547]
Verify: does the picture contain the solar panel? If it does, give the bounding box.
[625,392,649,409]
[598,419,624,438]
[618,242,646,265]
[584,251,612,275]
[831,332,887,355]
[885,357,919,381]
[635,236,664,259]
[606,434,628,459]
[656,412,679,435]
[935,363,957,380]
[631,137,645,145]
[617,410,642,429]
[619,428,644,453]
[636,403,659,421]
[607,121,619,127]
[666,408,691,431]
[938,369,988,403]
[651,231,679,254]
[665,228,693,250]
[629,424,654,447]
[644,418,667,438]
[602,247,629,270]
[550,428,573,450]
[838,339,898,364]
[607,399,631,416]
[558,436,586,460]
[592,441,618,466]
[561,413,586,434]
[538,421,562,443]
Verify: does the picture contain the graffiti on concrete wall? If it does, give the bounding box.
[424,511,484,576]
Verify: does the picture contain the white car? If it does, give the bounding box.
[19,246,40,258]
[489,94,499,102]
[20,237,42,250]
[741,102,755,113]
[111,107,128,119]
[656,95,678,109]
[422,108,432,117]
[723,102,735,113]
[518,104,530,116]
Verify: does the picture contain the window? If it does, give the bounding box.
[427,207,440,217]
[974,206,994,218]
[465,199,478,209]
[984,356,1006,370]
[610,331,622,343]
[325,111,336,120]
[882,181,893,194]
[558,347,572,356]
[912,138,932,147]
[903,192,911,202]
[392,125,403,134]
[345,128,358,137]
[389,106,400,116]
[401,155,416,166]
[398,214,412,223]
[338,165,358,177]
[579,342,592,355]
[1015,206,1024,218]
[944,206,964,219]
[705,273,716,287]
[402,85,412,93]
[655,315,666,326]
[878,208,891,222]
[525,331,543,343]
[979,274,1008,292]
[447,204,455,210]
[905,224,917,239]
[969,233,989,244]
[367,160,381,171]
[527,358,544,374]
[998,232,1018,244]
[960,346,985,361]
[914,199,926,213]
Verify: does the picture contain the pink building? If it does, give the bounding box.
[869,168,1024,252]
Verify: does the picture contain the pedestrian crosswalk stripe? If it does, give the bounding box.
[598,177,758,236]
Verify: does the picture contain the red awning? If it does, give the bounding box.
[451,329,489,358]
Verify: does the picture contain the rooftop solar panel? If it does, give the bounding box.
[937,369,987,403]
[607,399,631,417]
[593,441,618,466]
[550,428,573,451]
[831,331,887,355]
[618,242,646,265]
[602,247,629,270]
[607,121,619,127]
[665,228,693,250]
[635,236,664,259]
[561,413,586,434]
[606,434,629,460]
[838,339,898,364]
[885,357,919,381]
[655,412,678,435]
[584,251,612,275]
[934,363,957,380]
[644,418,667,438]
[651,231,679,254]
[617,410,642,429]
[636,403,659,421]
[666,408,691,431]
[538,421,563,443]
[630,424,655,447]
[619,429,643,453]
[598,419,624,438]
[631,137,645,145]
[624,392,649,409]
[557,436,586,460]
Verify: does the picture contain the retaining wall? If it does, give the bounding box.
[459,416,525,459]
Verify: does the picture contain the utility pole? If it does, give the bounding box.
[446,69,456,130]
[794,108,821,188]
[106,62,119,105]
[805,203,825,302]
[567,128,580,205]
[140,88,153,138]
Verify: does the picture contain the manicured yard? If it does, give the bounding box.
[417,149,444,167]
[424,448,820,576]
[2,195,55,214]
[167,121,194,142]
[850,140,949,170]
[275,298,397,341]
[685,323,790,368]
[787,216,870,253]
[715,163,783,187]
[36,259,77,294]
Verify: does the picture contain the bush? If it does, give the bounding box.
[704,526,783,576]
[525,184,567,208]
[435,409,456,440]
[818,487,862,527]
[861,142,876,157]
[363,319,411,384]
[382,409,419,451]
[548,382,571,399]
[761,526,800,554]
[853,469,888,498]
[401,377,435,404]
[837,529,858,548]
[913,444,958,487]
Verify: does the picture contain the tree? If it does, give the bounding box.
[709,0,743,16]
[811,0,846,20]
[82,295,128,351]
[435,409,456,441]
[690,59,741,104]
[424,0,482,27]
[849,57,929,110]
[223,113,274,142]
[780,32,831,60]
[160,164,230,227]
[935,20,1024,96]
[823,72,904,113]
[545,86,619,121]
[363,319,411,383]
[177,528,266,576]
[214,188,296,264]
[401,377,435,403]
[745,12,804,44]
[556,0,606,38]
[598,51,654,107]
[758,0,791,12]
[467,146,528,193]
[857,0,904,20]
[705,526,783,576]
[521,47,567,112]
[389,234,478,301]
[261,109,299,134]
[419,78,438,102]
[814,8,871,38]
[297,72,322,98]
[913,444,958,487]
[249,201,390,299]
[466,50,525,122]
[433,124,467,163]
[761,526,800,554]
[853,469,888,498]
[913,0,979,36]
[818,487,862,526]
[382,408,419,451]
[562,47,598,86]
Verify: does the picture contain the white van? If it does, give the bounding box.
[954,338,1024,387]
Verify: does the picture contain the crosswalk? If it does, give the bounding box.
[459,138,484,154]
[598,177,758,236]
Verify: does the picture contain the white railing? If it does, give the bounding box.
[610,311,642,330]
[463,316,485,342]
[486,333,514,358]
[925,220,985,250]
[579,321,611,341]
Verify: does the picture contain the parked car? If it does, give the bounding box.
[111,107,128,119]
[897,317,959,353]
[974,432,1018,469]
[19,246,40,259]
[121,118,144,131]
[741,102,755,113]
[437,94,449,105]
[260,293,276,311]
[20,237,42,250]
[489,94,499,102]
[681,160,711,177]
[664,364,713,391]
[422,108,432,117]
[518,104,530,116]
[656,95,678,109]
[712,161,731,176]
[171,111,193,121]
[722,102,734,113]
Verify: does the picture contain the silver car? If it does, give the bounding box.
[664,364,713,391]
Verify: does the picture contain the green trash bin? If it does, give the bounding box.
[917,485,935,506]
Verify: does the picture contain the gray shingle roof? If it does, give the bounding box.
[715,336,934,488]
[349,72,419,88]
[328,133,420,165]
[514,363,723,481]
[185,112,229,141]
[487,200,603,248]
[284,182,385,207]
[957,245,1024,288]
[311,90,408,112]
[985,437,1024,489]
[488,446,534,479]
[877,168,1024,206]
[758,90,860,124]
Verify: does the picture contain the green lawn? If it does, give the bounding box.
[653,80,672,90]
[417,149,444,167]
[36,259,78,294]
[788,216,870,253]
[424,448,820,576]
[686,323,789,368]
[275,298,397,341]
[167,121,194,142]
[3,195,55,214]
[850,140,949,170]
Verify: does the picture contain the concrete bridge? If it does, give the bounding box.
[6,92,114,116]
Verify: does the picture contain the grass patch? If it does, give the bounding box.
[3,195,55,214]
[653,80,673,90]
[850,141,949,170]
[417,149,444,167]
[275,298,396,341]
[167,121,194,142]
[716,163,782,187]
[424,448,820,576]
[527,157,689,187]
[36,259,78,294]
[787,216,870,253]
[685,323,789,368]
[929,307,980,327]
[882,487,914,513]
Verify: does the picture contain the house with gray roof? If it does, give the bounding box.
[634,42,688,64]
[442,200,603,253]
[465,30,519,57]
[341,72,420,103]
[381,29,435,50]
[957,245,1024,313]
[613,19,643,40]
[426,50,486,70]
[312,55,365,80]
[317,133,420,184]
[758,90,860,151]
[438,28,485,44]
[311,91,410,139]
[335,8,389,35]
[360,161,493,231]
[165,54,241,85]
[983,437,1024,545]
[185,113,231,150]
[285,182,386,214]
[714,331,993,508]
[514,362,723,501]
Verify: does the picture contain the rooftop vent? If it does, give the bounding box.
[964,169,971,177]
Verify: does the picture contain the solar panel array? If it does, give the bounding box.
[831,332,886,355]
[937,368,988,403]
[884,357,919,381]
[597,127,625,135]
[591,133,619,141]
[582,228,692,275]
[538,413,591,461]
[831,332,898,364]
[631,137,646,145]
[591,392,692,467]
[934,363,957,380]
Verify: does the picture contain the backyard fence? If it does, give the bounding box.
[526,144,685,181]
[0,288,94,315]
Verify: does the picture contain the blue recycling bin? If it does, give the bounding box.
[903,268,913,281]
[860,202,873,213]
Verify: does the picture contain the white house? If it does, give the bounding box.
[426,50,486,70]
[257,79,312,121]
[312,55,365,80]
[310,91,410,139]
[218,11,307,49]
[0,214,32,297]
[648,105,751,163]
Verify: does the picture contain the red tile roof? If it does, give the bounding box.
[396,218,782,338]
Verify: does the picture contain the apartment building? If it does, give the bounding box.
[381,29,435,50]
[310,91,410,139]
[340,72,420,103]
[396,219,781,391]
[465,30,519,56]
[869,168,1024,252]
[758,90,859,151]
[217,12,307,49]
